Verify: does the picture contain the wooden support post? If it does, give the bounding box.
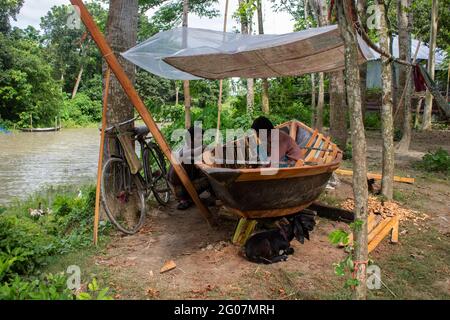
[70,0,213,226]
[232,218,257,246]
[93,67,110,246]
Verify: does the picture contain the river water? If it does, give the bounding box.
[0,128,100,205]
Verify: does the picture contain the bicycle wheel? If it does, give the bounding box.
[101,157,146,235]
[143,143,171,205]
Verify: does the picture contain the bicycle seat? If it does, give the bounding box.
[131,126,150,138]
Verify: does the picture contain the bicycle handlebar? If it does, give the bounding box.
[104,116,140,132]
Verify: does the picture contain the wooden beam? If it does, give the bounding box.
[336,169,415,184]
[368,217,398,253]
[70,0,213,226]
[93,67,110,246]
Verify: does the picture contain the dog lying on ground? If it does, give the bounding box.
[244,210,316,264]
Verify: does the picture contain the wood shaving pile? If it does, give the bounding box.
[341,196,430,223]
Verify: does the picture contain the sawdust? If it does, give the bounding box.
[341,196,430,223]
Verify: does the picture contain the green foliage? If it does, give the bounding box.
[343,142,353,160]
[364,112,381,130]
[0,0,24,33]
[0,185,113,300]
[0,185,107,279]
[61,93,102,126]
[0,32,63,128]
[416,148,450,173]
[0,273,73,300]
[76,278,113,300]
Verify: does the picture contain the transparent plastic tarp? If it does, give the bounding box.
[122,25,377,80]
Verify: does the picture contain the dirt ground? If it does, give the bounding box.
[84,129,449,300]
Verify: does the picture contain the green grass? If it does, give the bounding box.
[368,223,450,300]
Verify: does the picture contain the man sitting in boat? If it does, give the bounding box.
[167,126,216,210]
[251,116,304,168]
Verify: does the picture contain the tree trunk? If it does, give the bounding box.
[239,0,254,113]
[316,72,325,131]
[422,0,438,130]
[72,66,84,99]
[304,0,316,125]
[175,82,179,105]
[104,0,138,129]
[336,0,369,300]
[103,0,139,223]
[257,0,269,114]
[309,0,327,132]
[377,0,394,200]
[329,70,348,150]
[183,0,191,128]
[396,0,413,152]
[356,0,368,121]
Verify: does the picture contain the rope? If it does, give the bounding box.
[352,260,369,289]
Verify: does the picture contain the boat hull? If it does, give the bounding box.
[20,127,61,132]
[196,120,342,219]
[204,169,333,218]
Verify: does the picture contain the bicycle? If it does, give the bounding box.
[101,117,171,235]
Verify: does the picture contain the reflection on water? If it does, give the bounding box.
[0,128,100,205]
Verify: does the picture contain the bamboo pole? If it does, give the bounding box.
[216,0,229,145]
[93,67,111,246]
[70,0,213,226]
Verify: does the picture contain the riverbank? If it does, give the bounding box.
[0,184,113,300]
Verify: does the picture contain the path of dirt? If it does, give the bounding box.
[96,203,348,299]
[94,129,449,299]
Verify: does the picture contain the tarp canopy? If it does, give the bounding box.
[122,25,377,80]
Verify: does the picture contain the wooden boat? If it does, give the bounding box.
[20,126,61,132]
[196,120,342,219]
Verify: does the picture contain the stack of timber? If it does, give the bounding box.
[341,212,399,253]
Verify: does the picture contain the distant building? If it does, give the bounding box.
[366,35,447,89]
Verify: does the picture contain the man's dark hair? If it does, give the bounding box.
[251,116,274,131]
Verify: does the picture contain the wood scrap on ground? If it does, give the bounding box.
[160,260,177,273]
[336,169,415,184]
[341,196,429,223]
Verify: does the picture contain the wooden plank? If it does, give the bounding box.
[93,67,110,246]
[232,218,257,245]
[71,0,213,226]
[290,122,298,140]
[341,213,378,247]
[368,217,398,253]
[336,169,415,184]
[301,129,319,158]
[390,215,399,243]
[305,133,324,161]
[368,217,391,243]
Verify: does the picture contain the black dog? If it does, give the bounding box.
[244,211,316,264]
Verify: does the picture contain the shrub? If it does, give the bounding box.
[364,112,381,130]
[416,148,450,173]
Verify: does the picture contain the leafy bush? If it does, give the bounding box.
[364,112,381,130]
[0,185,113,300]
[416,148,450,173]
[0,185,108,280]
[0,274,113,300]
[61,93,102,126]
